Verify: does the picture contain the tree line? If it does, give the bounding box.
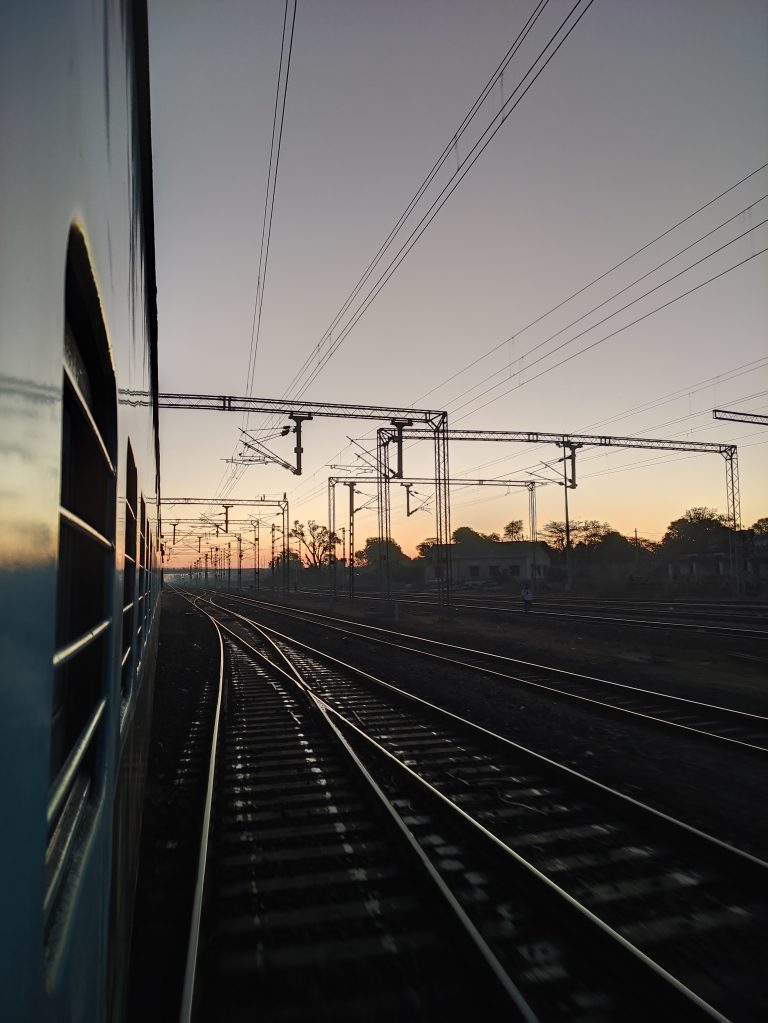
[279,508,766,571]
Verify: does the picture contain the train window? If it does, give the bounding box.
[121,444,138,701]
[137,497,146,659]
[47,231,117,930]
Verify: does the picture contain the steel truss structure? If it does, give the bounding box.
[376,426,742,591]
[161,496,290,592]
[328,475,543,601]
[713,409,768,427]
[121,389,447,473]
[125,390,452,596]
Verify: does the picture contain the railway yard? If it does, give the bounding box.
[3,5,767,1023]
[127,587,768,1022]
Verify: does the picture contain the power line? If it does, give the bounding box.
[291,180,768,497]
[244,0,297,399]
[376,376,768,505]
[411,162,768,406]
[218,0,298,504]
[442,196,767,413]
[286,0,596,401]
[453,235,768,422]
[277,0,551,401]
[219,0,592,497]
[285,109,766,492]
[289,370,768,515]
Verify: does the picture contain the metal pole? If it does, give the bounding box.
[329,478,336,603]
[724,449,742,595]
[377,429,392,598]
[282,496,289,595]
[433,414,452,605]
[271,524,275,590]
[560,443,580,592]
[563,462,572,592]
[348,482,355,601]
[528,482,537,587]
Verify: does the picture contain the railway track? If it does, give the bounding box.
[413,593,768,624]
[182,628,519,1021]
[352,592,768,639]
[183,592,767,1021]
[208,593,768,754]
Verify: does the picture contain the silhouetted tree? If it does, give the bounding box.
[661,507,730,555]
[451,526,489,544]
[289,519,339,567]
[751,517,768,534]
[503,519,525,541]
[415,538,437,558]
[588,530,636,562]
[355,536,410,570]
[271,548,301,569]
[451,525,505,544]
[579,521,612,546]
[541,521,568,551]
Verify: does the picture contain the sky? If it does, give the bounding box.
[148,0,768,566]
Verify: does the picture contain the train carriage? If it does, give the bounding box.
[0,2,161,1020]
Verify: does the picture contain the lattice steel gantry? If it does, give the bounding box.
[161,496,290,593]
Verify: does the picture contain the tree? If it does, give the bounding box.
[751,517,768,534]
[451,526,489,544]
[415,537,437,559]
[575,520,612,548]
[661,507,730,555]
[450,525,504,544]
[503,519,525,541]
[271,548,301,569]
[289,519,339,568]
[354,537,412,579]
[541,521,568,551]
[588,530,636,562]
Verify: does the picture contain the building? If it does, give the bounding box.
[424,541,551,587]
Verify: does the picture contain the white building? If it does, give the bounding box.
[424,541,551,586]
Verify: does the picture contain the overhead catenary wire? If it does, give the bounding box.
[448,403,768,517]
[276,0,552,403]
[210,1,764,536]
[296,165,768,487]
[313,231,767,498]
[442,196,768,414]
[217,0,298,504]
[411,162,768,406]
[220,1,590,503]
[443,360,768,481]
[244,0,298,401]
[283,0,596,403]
[453,234,768,422]
[286,188,768,503]
[297,378,767,520]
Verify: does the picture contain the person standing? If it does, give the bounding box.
[521,584,534,614]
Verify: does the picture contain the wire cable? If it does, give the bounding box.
[287,0,596,401]
[411,162,768,406]
[441,196,767,413]
[218,0,298,503]
[277,0,551,401]
[453,230,768,421]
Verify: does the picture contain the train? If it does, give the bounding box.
[0,3,162,1020]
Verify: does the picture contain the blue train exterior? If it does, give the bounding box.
[0,3,161,1020]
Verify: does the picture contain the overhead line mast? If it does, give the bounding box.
[713,409,768,427]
